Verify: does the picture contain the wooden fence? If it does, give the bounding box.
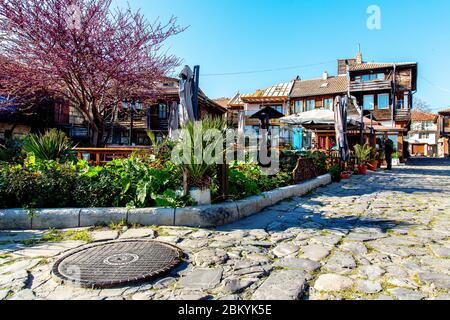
[73,147,152,166]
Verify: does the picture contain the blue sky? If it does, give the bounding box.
[119,0,450,112]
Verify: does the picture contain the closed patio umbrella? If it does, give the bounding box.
[334,96,350,161]
[168,101,179,140]
[179,65,195,126]
[237,110,245,136]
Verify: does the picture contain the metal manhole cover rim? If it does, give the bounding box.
[52,239,184,289]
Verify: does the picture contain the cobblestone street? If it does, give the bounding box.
[1,158,449,300]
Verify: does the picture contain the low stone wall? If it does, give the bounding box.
[0,174,332,230]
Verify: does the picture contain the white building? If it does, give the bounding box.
[406,111,439,157]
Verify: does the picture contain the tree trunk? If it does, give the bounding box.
[90,118,105,147]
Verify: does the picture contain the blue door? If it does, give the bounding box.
[292,128,303,150]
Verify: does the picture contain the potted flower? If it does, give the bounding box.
[354,144,371,175]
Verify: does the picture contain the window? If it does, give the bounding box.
[294,100,303,114]
[419,133,430,139]
[306,99,315,111]
[356,73,385,82]
[158,103,168,119]
[323,98,334,110]
[363,95,375,110]
[377,94,390,109]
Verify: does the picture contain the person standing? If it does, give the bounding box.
[384,136,395,170]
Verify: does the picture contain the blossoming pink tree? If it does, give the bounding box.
[0,0,183,146]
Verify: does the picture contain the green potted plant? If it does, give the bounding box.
[354,144,371,175]
[175,117,227,205]
[329,165,342,183]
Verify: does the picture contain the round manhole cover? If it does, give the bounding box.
[53,240,183,288]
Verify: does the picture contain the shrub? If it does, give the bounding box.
[0,156,192,209]
[0,156,78,208]
[0,137,24,163]
[22,129,74,162]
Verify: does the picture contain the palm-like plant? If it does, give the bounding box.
[177,117,227,190]
[354,144,371,165]
[23,129,74,161]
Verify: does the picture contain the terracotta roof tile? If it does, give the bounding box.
[290,75,348,98]
[213,98,230,108]
[411,111,438,122]
[350,62,417,71]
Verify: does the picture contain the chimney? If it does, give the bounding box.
[356,45,363,64]
[322,71,329,81]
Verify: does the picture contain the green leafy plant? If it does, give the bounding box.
[354,144,371,165]
[22,129,74,161]
[329,165,342,183]
[0,137,24,163]
[176,117,227,190]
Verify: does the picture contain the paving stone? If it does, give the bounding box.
[388,288,426,300]
[153,277,176,290]
[341,242,368,256]
[356,280,382,294]
[132,291,155,300]
[252,270,308,300]
[221,278,254,294]
[91,230,119,242]
[10,289,36,300]
[386,278,418,289]
[324,252,356,274]
[119,229,155,239]
[358,265,385,280]
[178,239,209,249]
[0,259,40,275]
[0,289,10,300]
[314,274,354,292]
[194,249,228,267]
[430,245,450,258]
[178,268,223,290]
[418,272,450,290]
[156,236,180,244]
[273,258,321,272]
[272,243,300,258]
[300,244,331,261]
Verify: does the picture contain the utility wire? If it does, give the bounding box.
[200,60,336,77]
[420,75,450,94]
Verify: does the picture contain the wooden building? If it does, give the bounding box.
[227,82,294,145]
[107,78,226,146]
[286,51,418,158]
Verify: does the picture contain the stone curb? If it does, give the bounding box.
[0,174,331,230]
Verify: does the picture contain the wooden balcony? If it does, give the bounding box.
[350,80,392,92]
[395,109,411,122]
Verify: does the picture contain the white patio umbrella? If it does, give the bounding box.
[280,108,360,127]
